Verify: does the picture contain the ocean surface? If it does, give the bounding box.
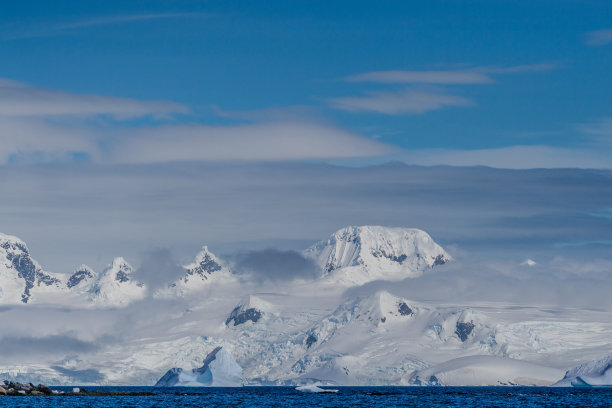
[0,386,610,407]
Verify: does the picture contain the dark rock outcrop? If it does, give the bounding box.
[398,302,413,316]
[455,321,475,342]
[225,307,262,326]
[67,266,94,288]
[305,333,317,348]
[0,239,61,303]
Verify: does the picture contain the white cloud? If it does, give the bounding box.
[0,77,395,164]
[0,118,395,164]
[397,145,612,169]
[344,63,556,84]
[585,28,612,46]
[345,70,492,84]
[108,122,396,163]
[328,88,472,114]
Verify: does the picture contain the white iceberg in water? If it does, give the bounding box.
[555,356,612,387]
[295,385,338,393]
[155,347,242,387]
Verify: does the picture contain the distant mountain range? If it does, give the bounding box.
[0,226,449,306]
[0,226,609,387]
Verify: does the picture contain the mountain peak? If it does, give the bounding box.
[89,257,145,307]
[182,246,226,282]
[304,225,451,285]
[67,265,97,289]
[0,232,62,303]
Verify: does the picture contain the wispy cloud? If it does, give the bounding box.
[345,70,492,84]
[328,88,472,114]
[334,63,555,115]
[344,63,557,84]
[585,28,612,46]
[3,13,208,40]
[577,117,612,141]
[0,78,189,119]
[476,63,558,74]
[397,145,612,169]
[57,13,207,30]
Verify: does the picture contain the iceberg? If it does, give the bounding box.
[155,347,242,387]
[295,385,338,393]
[554,356,612,387]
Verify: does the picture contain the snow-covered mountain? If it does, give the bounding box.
[156,246,233,298]
[89,257,146,307]
[66,265,97,291]
[0,233,64,303]
[225,295,273,327]
[0,227,610,387]
[304,226,451,285]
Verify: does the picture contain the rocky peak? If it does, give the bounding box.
[0,233,62,303]
[181,246,224,283]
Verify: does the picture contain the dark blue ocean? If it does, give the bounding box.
[0,386,611,407]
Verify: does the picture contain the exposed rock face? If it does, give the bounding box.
[305,333,317,348]
[0,234,62,303]
[398,302,413,316]
[455,321,475,342]
[225,295,271,326]
[66,266,95,289]
[181,248,223,283]
[226,307,262,326]
[155,347,242,387]
[157,247,232,298]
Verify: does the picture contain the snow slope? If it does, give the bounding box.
[304,226,451,285]
[408,355,563,386]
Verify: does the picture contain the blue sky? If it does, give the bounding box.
[0,1,612,273]
[0,0,611,165]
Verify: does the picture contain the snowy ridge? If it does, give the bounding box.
[304,226,451,285]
